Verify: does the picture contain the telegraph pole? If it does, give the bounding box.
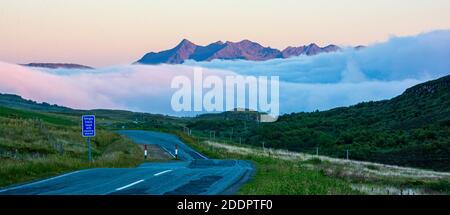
[209,131,216,140]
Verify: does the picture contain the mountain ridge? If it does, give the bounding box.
[21,63,94,69]
[136,39,344,65]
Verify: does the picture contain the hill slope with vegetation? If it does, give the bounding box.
[0,106,144,187]
[1,75,449,174]
[187,75,450,171]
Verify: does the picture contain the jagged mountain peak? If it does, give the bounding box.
[136,39,346,64]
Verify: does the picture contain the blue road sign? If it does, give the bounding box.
[82,115,95,137]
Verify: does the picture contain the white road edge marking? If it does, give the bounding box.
[154,169,172,176]
[191,149,208,160]
[115,179,145,191]
[160,146,176,158]
[0,170,83,193]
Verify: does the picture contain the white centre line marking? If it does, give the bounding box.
[115,179,144,191]
[154,169,172,176]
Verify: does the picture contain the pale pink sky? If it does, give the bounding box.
[1,0,450,67]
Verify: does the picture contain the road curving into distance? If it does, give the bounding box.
[0,130,255,195]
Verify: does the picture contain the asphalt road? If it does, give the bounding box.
[0,130,254,195]
[117,130,208,161]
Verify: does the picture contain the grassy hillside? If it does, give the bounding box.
[177,132,450,195]
[0,93,72,112]
[0,93,187,131]
[0,106,143,188]
[187,75,450,171]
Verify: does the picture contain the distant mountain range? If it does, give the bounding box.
[19,40,361,67]
[136,39,344,65]
[22,63,93,69]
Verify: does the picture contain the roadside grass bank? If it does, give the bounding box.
[174,131,360,195]
[175,131,450,195]
[0,107,144,188]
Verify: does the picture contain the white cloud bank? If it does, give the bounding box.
[186,30,450,83]
[0,30,449,116]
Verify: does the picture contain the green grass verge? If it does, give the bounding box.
[174,131,360,195]
[0,109,144,188]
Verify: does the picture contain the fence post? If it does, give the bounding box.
[230,128,233,142]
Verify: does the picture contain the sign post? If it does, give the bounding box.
[82,115,95,162]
